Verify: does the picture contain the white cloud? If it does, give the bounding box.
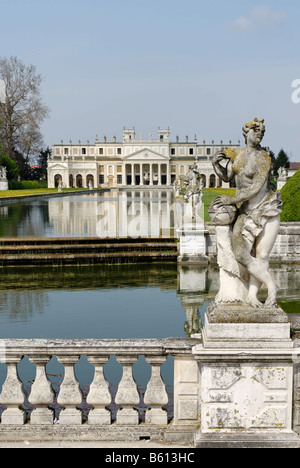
[229,6,286,31]
[232,15,254,31]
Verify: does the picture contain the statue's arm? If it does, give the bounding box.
[212,151,234,182]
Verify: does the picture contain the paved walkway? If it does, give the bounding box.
[0,440,193,449]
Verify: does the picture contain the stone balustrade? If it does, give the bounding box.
[0,338,200,441]
[1,337,299,445]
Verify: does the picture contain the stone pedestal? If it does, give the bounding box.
[0,180,8,191]
[177,222,208,263]
[0,167,8,191]
[202,302,293,349]
[193,303,300,448]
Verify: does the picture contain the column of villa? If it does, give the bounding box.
[122,165,126,186]
[158,165,161,186]
[123,162,170,187]
[167,163,171,186]
[139,164,143,185]
[149,164,153,186]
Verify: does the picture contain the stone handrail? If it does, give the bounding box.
[0,338,199,428]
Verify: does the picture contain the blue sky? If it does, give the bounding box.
[1,0,300,160]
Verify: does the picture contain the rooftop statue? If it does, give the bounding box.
[209,118,282,309]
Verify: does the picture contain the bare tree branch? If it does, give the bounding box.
[0,56,50,161]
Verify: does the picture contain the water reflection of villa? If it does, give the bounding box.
[48,127,240,189]
[48,190,182,238]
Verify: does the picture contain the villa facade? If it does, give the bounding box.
[48,128,240,189]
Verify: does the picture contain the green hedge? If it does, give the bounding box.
[280,170,300,222]
[8,180,48,190]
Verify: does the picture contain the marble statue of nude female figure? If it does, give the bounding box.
[209,119,282,309]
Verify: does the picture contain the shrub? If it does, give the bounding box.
[280,170,300,222]
[8,180,47,190]
[0,154,19,180]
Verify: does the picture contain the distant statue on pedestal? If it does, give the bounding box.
[174,159,204,223]
[0,166,8,191]
[183,161,204,223]
[174,175,185,198]
[209,118,282,309]
[176,159,207,262]
[277,166,289,190]
[0,167,7,179]
[278,166,288,179]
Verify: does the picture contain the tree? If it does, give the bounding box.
[0,134,19,180]
[0,56,50,163]
[37,147,51,180]
[273,149,290,177]
[0,154,19,181]
[29,146,52,180]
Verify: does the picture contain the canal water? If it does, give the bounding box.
[0,190,181,238]
[0,263,298,411]
[0,190,298,420]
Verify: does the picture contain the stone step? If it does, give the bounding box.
[0,242,178,254]
[0,250,178,265]
[0,237,176,246]
[0,237,178,265]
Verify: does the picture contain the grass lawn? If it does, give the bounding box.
[202,188,236,221]
[0,187,92,198]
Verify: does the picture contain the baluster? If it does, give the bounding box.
[28,356,54,425]
[57,356,82,425]
[144,356,168,425]
[115,356,140,425]
[0,355,26,425]
[86,356,111,425]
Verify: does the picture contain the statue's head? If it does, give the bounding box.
[242,118,265,146]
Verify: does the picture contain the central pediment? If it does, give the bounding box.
[48,162,68,169]
[123,147,170,161]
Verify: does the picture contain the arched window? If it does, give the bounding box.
[69,174,74,188]
[54,174,62,188]
[209,174,216,188]
[86,174,94,188]
[76,174,83,188]
[230,177,236,188]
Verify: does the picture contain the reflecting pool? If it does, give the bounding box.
[0,190,182,238]
[0,263,298,340]
[0,263,299,421]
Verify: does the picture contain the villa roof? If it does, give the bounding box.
[290,162,300,170]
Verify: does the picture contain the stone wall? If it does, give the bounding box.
[206,222,300,263]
